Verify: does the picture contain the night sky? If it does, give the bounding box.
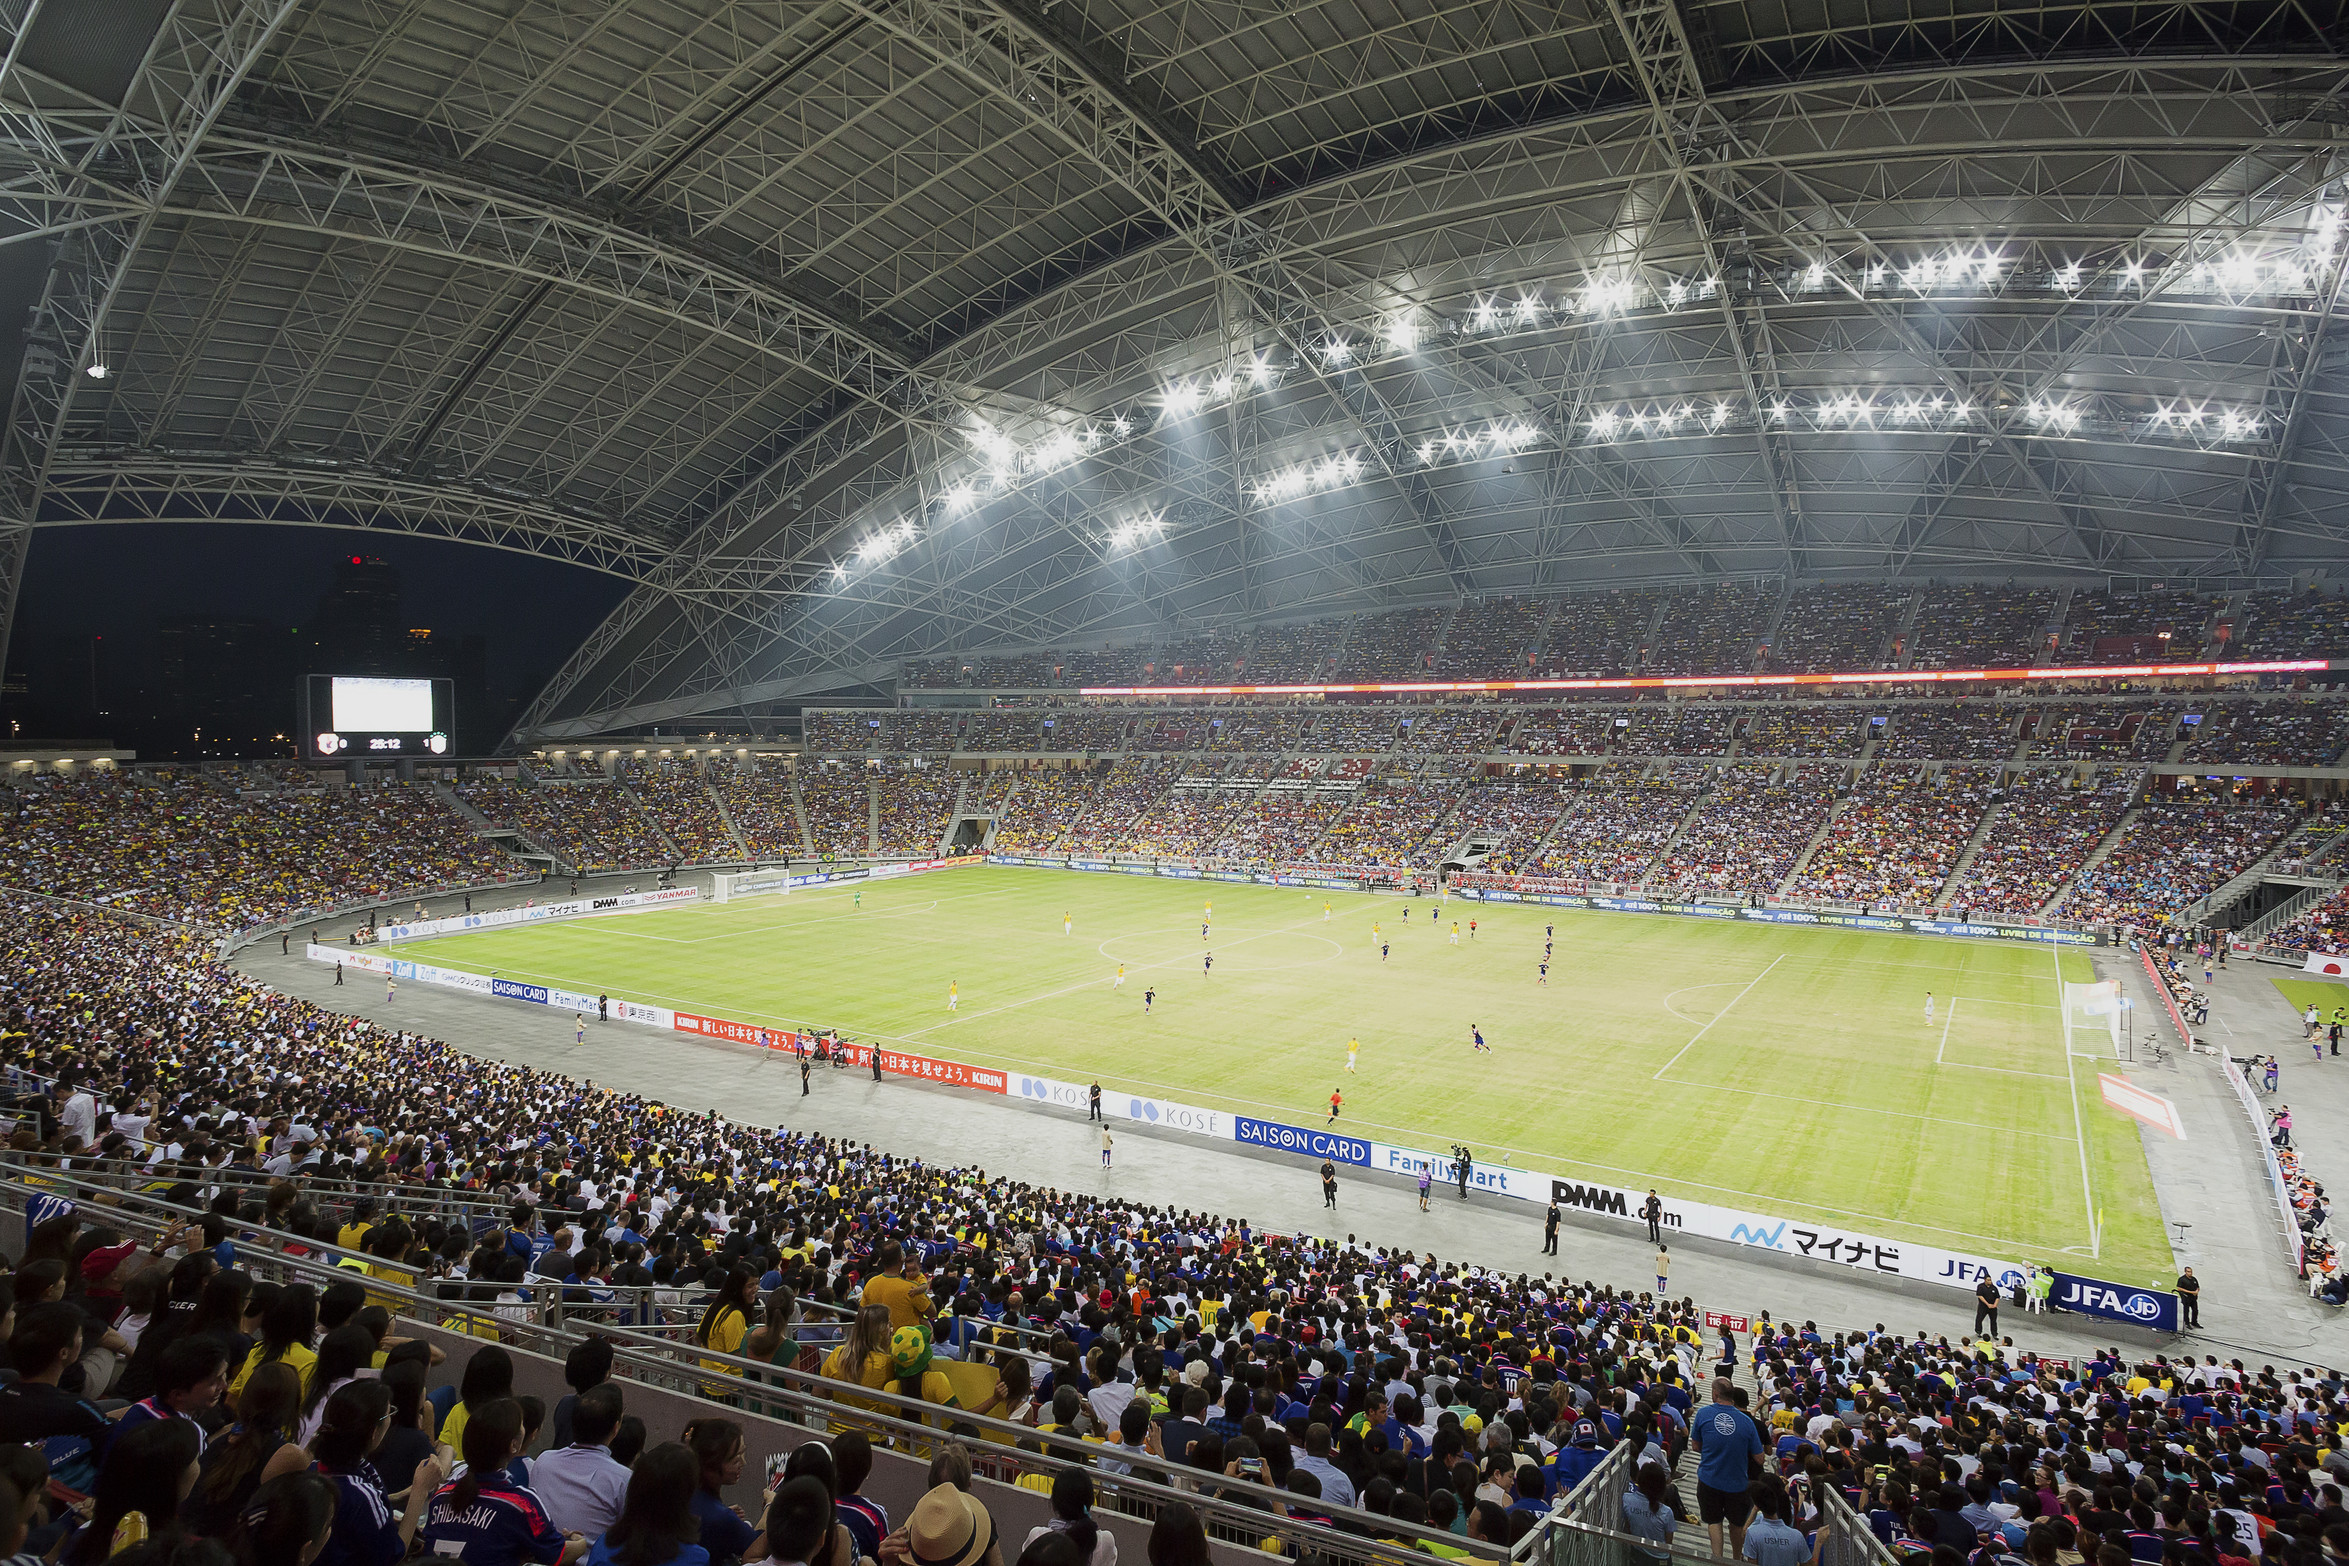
[5,523,631,749]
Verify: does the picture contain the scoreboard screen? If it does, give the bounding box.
[301,675,455,758]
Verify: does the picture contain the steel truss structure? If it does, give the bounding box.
[0,0,2345,743]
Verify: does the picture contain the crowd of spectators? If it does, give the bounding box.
[1306,709,1401,753]
[1210,787,1350,863]
[897,582,2349,692]
[882,713,965,754]
[1524,770,1693,883]
[2058,798,2299,928]
[1641,585,1770,677]
[0,772,517,931]
[1443,781,1570,875]
[798,769,875,858]
[2268,886,2349,955]
[2183,703,2349,768]
[992,769,1101,853]
[1742,708,1871,757]
[1759,585,1902,672]
[1204,712,1307,753]
[1621,705,1737,758]
[961,714,1043,752]
[1033,712,1133,753]
[1243,619,1344,682]
[1311,770,1466,867]
[1063,761,1183,853]
[1944,772,2139,919]
[1507,708,1624,757]
[1786,771,1998,907]
[457,774,673,875]
[1536,589,1665,676]
[2228,588,2349,662]
[873,766,960,856]
[804,712,879,751]
[1434,598,1545,681]
[622,759,743,863]
[1394,709,1505,754]
[0,876,2346,1566]
[2025,706,2184,762]
[1903,585,2056,670]
[1137,633,1247,684]
[1338,607,1448,680]
[1656,765,1839,896]
[2053,590,2214,664]
[712,757,810,860]
[1132,715,1209,752]
[1127,769,1249,858]
[1878,706,2020,762]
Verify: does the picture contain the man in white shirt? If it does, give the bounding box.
[59,1084,97,1147]
[530,1384,631,1537]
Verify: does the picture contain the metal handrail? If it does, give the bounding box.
[0,1170,1503,1566]
[0,1162,1057,1353]
[1816,1476,1903,1566]
[0,1150,511,1233]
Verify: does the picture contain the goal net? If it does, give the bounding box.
[711,868,795,903]
[2061,979,2124,1057]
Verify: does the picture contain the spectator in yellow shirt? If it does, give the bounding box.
[860,1243,934,1333]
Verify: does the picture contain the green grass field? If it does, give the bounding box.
[397,866,2171,1282]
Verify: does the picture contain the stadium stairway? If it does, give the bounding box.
[1933,800,2005,909]
[2035,801,2145,921]
[706,778,753,860]
[432,779,494,829]
[786,769,817,855]
[1774,799,1850,898]
[2182,817,2335,926]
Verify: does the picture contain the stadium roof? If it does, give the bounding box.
[3,1,2348,744]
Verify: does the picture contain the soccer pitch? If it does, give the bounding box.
[395,865,2171,1283]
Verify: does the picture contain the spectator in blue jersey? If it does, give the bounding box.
[831,1431,889,1563]
[419,1396,584,1565]
[106,1334,227,1457]
[221,1469,337,1566]
[680,1417,758,1566]
[586,1441,706,1566]
[1548,1419,1610,1494]
[1692,1377,1765,1560]
[309,1378,448,1566]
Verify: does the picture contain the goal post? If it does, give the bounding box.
[711,868,795,903]
[2061,979,2125,1058]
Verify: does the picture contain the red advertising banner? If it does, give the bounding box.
[2137,947,2195,1053]
[673,1012,804,1050]
[670,1013,1004,1093]
[1702,1310,1752,1333]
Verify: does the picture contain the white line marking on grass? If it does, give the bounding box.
[1652,955,1781,1079]
[1661,981,1739,1027]
[1950,995,2059,1009]
[1936,995,1958,1064]
[2054,942,2100,1258]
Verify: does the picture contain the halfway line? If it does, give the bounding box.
[1652,954,1781,1080]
